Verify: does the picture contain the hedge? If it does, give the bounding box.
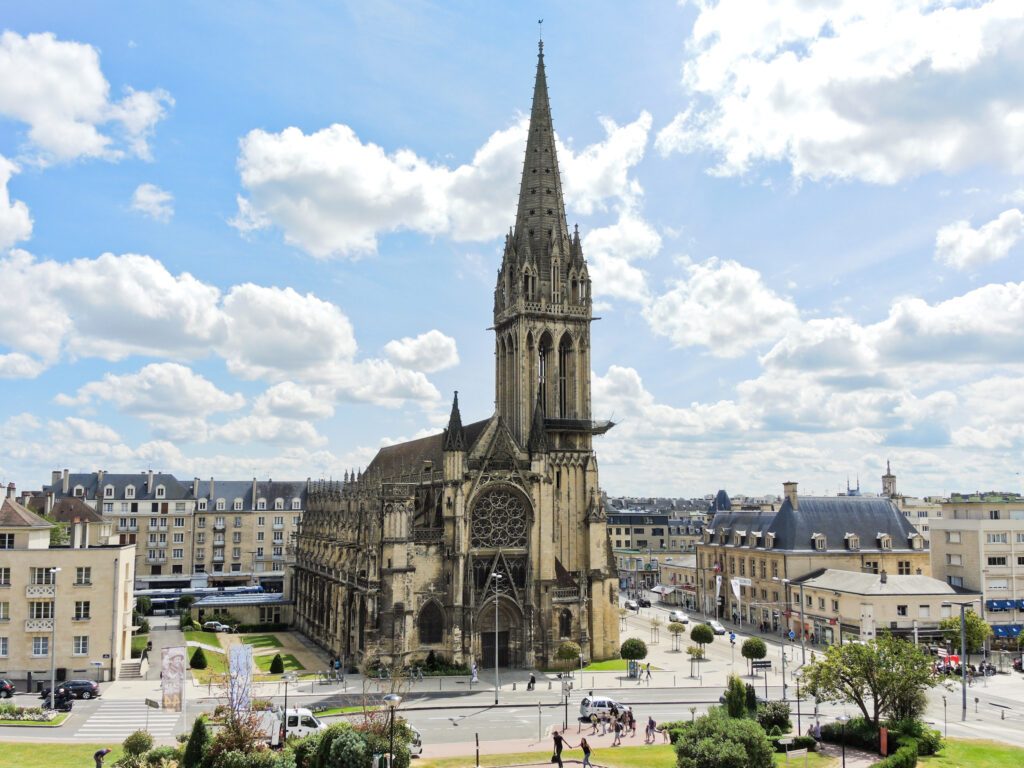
[873,743,918,768]
[772,735,818,753]
[235,622,291,633]
[820,716,878,751]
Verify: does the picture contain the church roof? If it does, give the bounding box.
[366,418,490,481]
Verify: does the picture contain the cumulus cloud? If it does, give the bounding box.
[643,257,799,356]
[131,183,174,222]
[212,415,326,446]
[232,112,652,258]
[0,352,45,379]
[0,156,32,248]
[656,0,1024,183]
[583,209,661,302]
[384,330,459,373]
[253,382,335,420]
[0,31,172,164]
[935,208,1024,270]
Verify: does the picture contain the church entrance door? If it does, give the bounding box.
[480,631,510,669]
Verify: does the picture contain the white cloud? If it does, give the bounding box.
[254,382,334,420]
[212,415,326,446]
[131,183,174,222]
[0,31,172,164]
[0,155,32,248]
[643,257,799,356]
[48,416,121,445]
[233,112,652,258]
[0,352,45,379]
[935,208,1024,270]
[384,330,459,373]
[583,209,661,302]
[657,0,1024,183]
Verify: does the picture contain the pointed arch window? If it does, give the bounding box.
[558,335,573,418]
[418,601,444,644]
[538,336,550,415]
[559,609,572,639]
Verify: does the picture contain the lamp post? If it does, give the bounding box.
[836,713,850,768]
[942,599,978,722]
[774,576,806,666]
[281,671,298,739]
[48,567,61,711]
[383,693,403,768]
[491,573,503,706]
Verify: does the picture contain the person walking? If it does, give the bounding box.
[589,712,599,734]
[645,662,652,682]
[646,716,657,743]
[612,718,622,746]
[527,672,536,691]
[471,662,478,684]
[580,737,594,768]
[552,729,571,768]
[94,748,112,767]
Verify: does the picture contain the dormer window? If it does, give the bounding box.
[291,498,301,510]
[845,533,860,550]
[274,498,284,511]
[257,498,266,511]
[910,534,924,550]
[125,486,135,499]
[878,533,892,550]
[216,498,226,511]
[74,485,84,497]
[233,498,243,511]
[104,485,114,499]
[155,485,165,499]
[812,533,827,551]
[764,532,776,550]
[198,499,207,511]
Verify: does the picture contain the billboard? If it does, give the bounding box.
[160,646,187,712]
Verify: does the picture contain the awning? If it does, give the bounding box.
[1016,599,1024,611]
[651,585,676,595]
[992,624,1023,638]
[985,599,1015,611]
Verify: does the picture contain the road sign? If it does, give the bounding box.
[145,698,160,709]
[751,660,772,670]
[732,577,752,587]
[729,632,736,644]
[788,630,795,641]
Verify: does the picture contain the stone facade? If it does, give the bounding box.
[293,43,620,670]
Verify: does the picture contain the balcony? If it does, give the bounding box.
[414,528,444,543]
[25,584,55,598]
[273,523,285,530]
[213,553,225,562]
[72,614,91,622]
[213,522,226,532]
[213,538,226,546]
[552,587,580,603]
[146,555,167,563]
[25,618,54,632]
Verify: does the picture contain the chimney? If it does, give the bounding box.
[146,469,154,494]
[51,470,61,488]
[209,477,215,500]
[6,482,14,499]
[97,469,105,491]
[45,491,54,515]
[62,468,69,494]
[880,569,888,584]
[252,477,257,511]
[192,477,199,498]
[783,481,799,509]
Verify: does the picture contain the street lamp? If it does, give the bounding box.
[942,599,979,723]
[774,576,806,666]
[835,713,850,768]
[383,692,403,768]
[281,671,298,739]
[491,573,503,706]
[48,567,61,711]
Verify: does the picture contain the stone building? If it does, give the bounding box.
[293,42,620,670]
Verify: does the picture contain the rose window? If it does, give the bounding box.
[471,488,528,548]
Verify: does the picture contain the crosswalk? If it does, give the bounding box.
[76,699,183,740]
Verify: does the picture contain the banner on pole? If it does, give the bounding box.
[160,646,187,712]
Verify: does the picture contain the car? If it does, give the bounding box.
[0,679,14,698]
[203,621,231,632]
[623,599,639,611]
[40,679,100,700]
[579,695,631,720]
[409,725,423,757]
[636,597,652,608]
[667,610,689,624]
[704,620,727,635]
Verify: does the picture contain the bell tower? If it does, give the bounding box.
[493,41,600,450]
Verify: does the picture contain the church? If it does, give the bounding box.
[293,41,620,670]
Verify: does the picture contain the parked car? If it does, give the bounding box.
[40,679,100,700]
[668,610,689,624]
[579,695,631,720]
[704,619,727,635]
[623,599,639,611]
[203,621,231,632]
[636,597,652,608]
[256,707,324,747]
[0,679,15,698]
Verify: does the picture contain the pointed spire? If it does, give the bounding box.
[527,387,548,454]
[443,391,466,451]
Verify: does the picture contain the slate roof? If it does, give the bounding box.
[194,479,307,505]
[46,473,189,501]
[0,497,52,528]
[49,497,105,524]
[366,418,490,480]
[707,495,925,552]
[794,568,977,596]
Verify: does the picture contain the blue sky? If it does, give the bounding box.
[1,0,1023,497]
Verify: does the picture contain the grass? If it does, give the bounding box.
[241,633,282,649]
[0,712,70,727]
[190,647,229,683]
[255,653,305,673]
[920,738,1024,767]
[318,705,381,716]
[544,659,660,672]
[131,633,149,657]
[184,629,224,648]
[0,743,124,767]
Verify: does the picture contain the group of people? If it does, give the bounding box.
[551,707,665,766]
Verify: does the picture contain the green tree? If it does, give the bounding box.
[690,623,714,652]
[190,646,208,670]
[802,634,937,728]
[673,709,774,768]
[555,640,582,668]
[178,595,196,611]
[327,727,370,768]
[620,637,648,661]
[741,637,767,675]
[122,729,154,756]
[136,596,153,616]
[668,621,686,651]
[939,610,992,662]
[270,653,285,674]
[723,673,747,718]
[182,716,209,768]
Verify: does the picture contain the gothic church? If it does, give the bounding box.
[293,42,620,669]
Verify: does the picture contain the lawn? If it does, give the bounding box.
[190,647,229,683]
[0,743,124,767]
[255,653,305,673]
[241,633,283,649]
[0,712,70,727]
[184,629,224,648]
[131,633,149,658]
[418,744,834,767]
[920,738,1024,767]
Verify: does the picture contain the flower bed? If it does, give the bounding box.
[0,702,61,722]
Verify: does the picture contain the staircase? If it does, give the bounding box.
[119,659,143,679]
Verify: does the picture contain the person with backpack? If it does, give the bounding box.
[612,717,622,746]
[646,715,657,743]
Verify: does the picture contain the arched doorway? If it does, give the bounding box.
[477,595,523,669]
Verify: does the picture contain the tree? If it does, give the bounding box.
[741,637,767,675]
[620,637,648,661]
[182,717,209,768]
[122,729,154,756]
[939,610,992,662]
[270,653,285,674]
[690,623,714,652]
[650,614,662,644]
[673,709,774,768]
[802,634,938,729]
[136,596,153,616]
[190,646,208,670]
[723,673,747,718]
[178,595,196,611]
[555,640,582,668]
[668,621,686,652]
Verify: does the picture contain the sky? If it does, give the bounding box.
[1,0,1023,498]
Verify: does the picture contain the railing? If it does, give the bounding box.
[25,584,55,598]
[273,523,285,530]
[213,554,225,562]
[213,522,226,531]
[25,618,54,631]
[552,587,580,602]
[413,528,444,543]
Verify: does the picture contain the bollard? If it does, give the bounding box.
[673,675,676,687]
[513,682,517,691]
[548,681,552,690]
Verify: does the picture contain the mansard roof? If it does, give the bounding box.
[46,472,189,501]
[194,479,307,504]
[366,418,490,481]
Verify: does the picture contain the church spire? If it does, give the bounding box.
[513,39,569,248]
[442,391,466,452]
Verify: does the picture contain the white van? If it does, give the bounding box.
[579,695,630,720]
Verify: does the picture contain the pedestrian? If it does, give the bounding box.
[612,718,622,746]
[580,736,593,768]
[813,721,822,742]
[645,662,652,681]
[527,672,536,691]
[627,710,636,737]
[94,748,112,767]
[552,729,571,768]
[599,713,608,735]
[471,662,478,683]
[646,715,656,743]
[590,712,599,734]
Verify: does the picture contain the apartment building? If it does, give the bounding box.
[40,470,306,594]
[0,485,135,688]
[929,491,1024,641]
[697,482,929,642]
[609,511,706,593]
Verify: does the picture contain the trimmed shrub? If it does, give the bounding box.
[875,743,918,768]
[690,623,714,646]
[236,622,291,633]
[619,637,648,660]
[756,701,792,733]
[556,640,582,664]
[359,721,413,768]
[744,683,758,712]
[772,735,818,753]
[673,709,774,768]
[270,654,285,674]
[887,718,943,756]
[144,745,180,766]
[723,674,747,718]
[123,729,154,756]
[289,730,323,768]
[314,722,359,768]
[820,716,878,751]
[190,646,208,670]
[182,716,209,768]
